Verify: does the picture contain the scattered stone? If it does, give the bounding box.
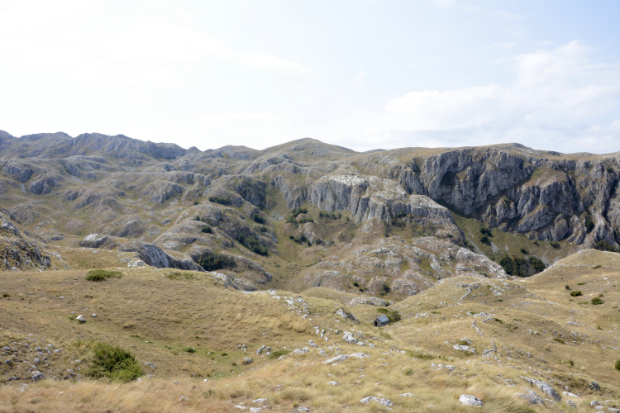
[4,359,12,365]
[360,396,393,407]
[249,408,262,413]
[590,381,601,392]
[144,362,156,369]
[459,394,483,406]
[252,398,268,404]
[327,381,338,386]
[76,315,86,324]
[31,371,45,382]
[179,396,189,402]
[566,400,577,408]
[563,391,578,397]
[518,390,545,405]
[308,340,317,348]
[591,401,601,406]
[453,344,476,354]
[520,376,561,401]
[296,407,310,412]
[400,393,413,397]
[343,331,358,344]
[91,314,97,317]
[243,358,253,364]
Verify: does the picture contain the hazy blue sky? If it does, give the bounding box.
[0,0,618,153]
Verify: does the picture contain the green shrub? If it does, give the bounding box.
[209,196,231,206]
[594,240,620,252]
[520,248,528,254]
[85,270,123,282]
[615,359,620,371]
[577,282,586,285]
[480,236,490,245]
[570,291,582,297]
[499,255,515,275]
[201,226,212,234]
[184,347,196,353]
[565,285,571,290]
[584,213,595,233]
[379,283,391,296]
[404,368,413,376]
[252,213,264,224]
[593,265,602,269]
[591,297,604,305]
[377,307,401,322]
[198,253,235,271]
[553,338,565,344]
[270,349,291,359]
[238,234,268,256]
[291,207,308,217]
[529,256,546,272]
[87,342,143,382]
[480,227,492,237]
[298,217,314,224]
[549,241,560,249]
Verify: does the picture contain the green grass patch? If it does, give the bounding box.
[270,349,291,359]
[591,297,604,305]
[85,270,123,282]
[570,291,582,297]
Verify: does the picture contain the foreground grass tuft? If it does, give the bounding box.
[88,342,143,382]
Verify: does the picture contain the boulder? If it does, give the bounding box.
[459,394,483,406]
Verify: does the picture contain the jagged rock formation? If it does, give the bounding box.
[0,208,50,270]
[1,130,619,297]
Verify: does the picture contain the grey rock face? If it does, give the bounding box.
[80,234,108,248]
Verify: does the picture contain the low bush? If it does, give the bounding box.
[201,226,212,234]
[570,291,582,297]
[404,368,413,376]
[238,234,269,256]
[252,213,264,224]
[591,297,604,305]
[184,347,196,353]
[88,342,143,382]
[529,256,546,272]
[549,241,560,249]
[198,253,235,271]
[520,248,528,254]
[480,236,490,245]
[298,217,314,224]
[615,359,620,371]
[553,338,565,344]
[209,196,231,206]
[291,207,308,217]
[85,270,123,282]
[407,351,435,360]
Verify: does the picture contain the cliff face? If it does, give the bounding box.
[1,131,618,296]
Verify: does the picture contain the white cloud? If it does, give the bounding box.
[325,41,620,153]
[356,71,366,80]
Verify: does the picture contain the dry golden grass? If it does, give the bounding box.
[1,250,620,412]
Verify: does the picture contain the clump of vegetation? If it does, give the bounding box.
[87,342,143,382]
[480,235,490,245]
[291,207,308,217]
[565,285,571,290]
[290,234,309,246]
[238,234,269,256]
[252,213,264,224]
[584,213,595,233]
[201,226,212,234]
[379,283,391,296]
[298,217,314,224]
[270,349,291,359]
[594,240,620,252]
[480,227,492,237]
[591,297,604,305]
[593,265,602,269]
[549,241,560,249]
[377,307,401,322]
[457,339,471,345]
[404,368,414,376]
[577,282,586,285]
[209,196,231,206]
[86,270,123,282]
[198,253,235,271]
[570,291,582,297]
[407,351,435,360]
[520,248,528,254]
[319,211,341,220]
[553,338,565,344]
[184,347,196,353]
[529,256,546,272]
[615,359,620,371]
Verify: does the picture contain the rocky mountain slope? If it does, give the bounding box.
[1,130,619,298]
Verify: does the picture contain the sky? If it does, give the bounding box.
[0,0,619,153]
